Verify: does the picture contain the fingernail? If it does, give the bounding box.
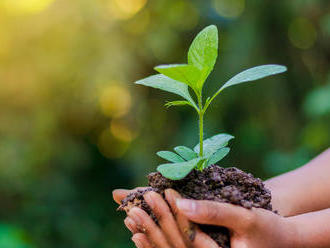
[144,192,155,209]
[132,237,144,248]
[112,189,128,195]
[176,199,196,214]
[112,189,129,201]
[124,217,136,233]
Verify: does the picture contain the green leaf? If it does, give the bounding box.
[135,74,197,109]
[219,65,287,91]
[207,147,230,166]
[188,25,218,70]
[154,64,202,91]
[194,133,234,157]
[187,25,218,90]
[174,146,198,161]
[157,158,201,180]
[165,100,193,108]
[203,64,288,113]
[156,151,185,163]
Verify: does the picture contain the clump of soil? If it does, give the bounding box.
[119,165,273,248]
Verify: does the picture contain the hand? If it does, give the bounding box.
[175,198,298,248]
[113,188,219,248]
[113,189,297,248]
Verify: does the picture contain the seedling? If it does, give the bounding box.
[135,25,286,180]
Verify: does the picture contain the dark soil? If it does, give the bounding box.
[119,165,273,248]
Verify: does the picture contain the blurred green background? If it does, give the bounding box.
[0,0,329,247]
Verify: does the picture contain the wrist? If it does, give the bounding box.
[283,217,304,248]
[265,180,297,217]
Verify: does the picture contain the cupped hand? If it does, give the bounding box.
[113,188,298,248]
[175,198,298,248]
[113,188,219,248]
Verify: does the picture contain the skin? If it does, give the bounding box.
[265,148,330,216]
[113,148,330,248]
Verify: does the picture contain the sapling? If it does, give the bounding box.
[135,25,287,180]
[119,25,287,248]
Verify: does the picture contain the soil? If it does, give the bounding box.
[118,165,273,248]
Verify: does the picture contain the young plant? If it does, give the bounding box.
[135,25,287,180]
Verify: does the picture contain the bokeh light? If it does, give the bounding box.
[212,0,245,19]
[107,0,147,20]
[303,82,330,118]
[0,223,32,248]
[1,0,54,15]
[110,119,136,143]
[167,0,199,30]
[288,17,317,49]
[97,127,130,158]
[99,84,132,118]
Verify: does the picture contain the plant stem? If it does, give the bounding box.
[203,88,223,114]
[198,95,204,157]
[199,111,204,157]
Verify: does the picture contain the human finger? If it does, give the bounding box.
[124,217,139,234]
[165,189,219,248]
[132,233,154,248]
[112,187,146,205]
[144,191,187,248]
[176,199,254,230]
[128,207,171,248]
[165,189,195,241]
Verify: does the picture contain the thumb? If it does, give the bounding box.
[176,199,254,230]
[112,187,148,205]
[112,189,131,204]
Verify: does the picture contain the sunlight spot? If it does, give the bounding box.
[99,84,132,118]
[2,0,54,15]
[110,119,135,143]
[107,0,147,20]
